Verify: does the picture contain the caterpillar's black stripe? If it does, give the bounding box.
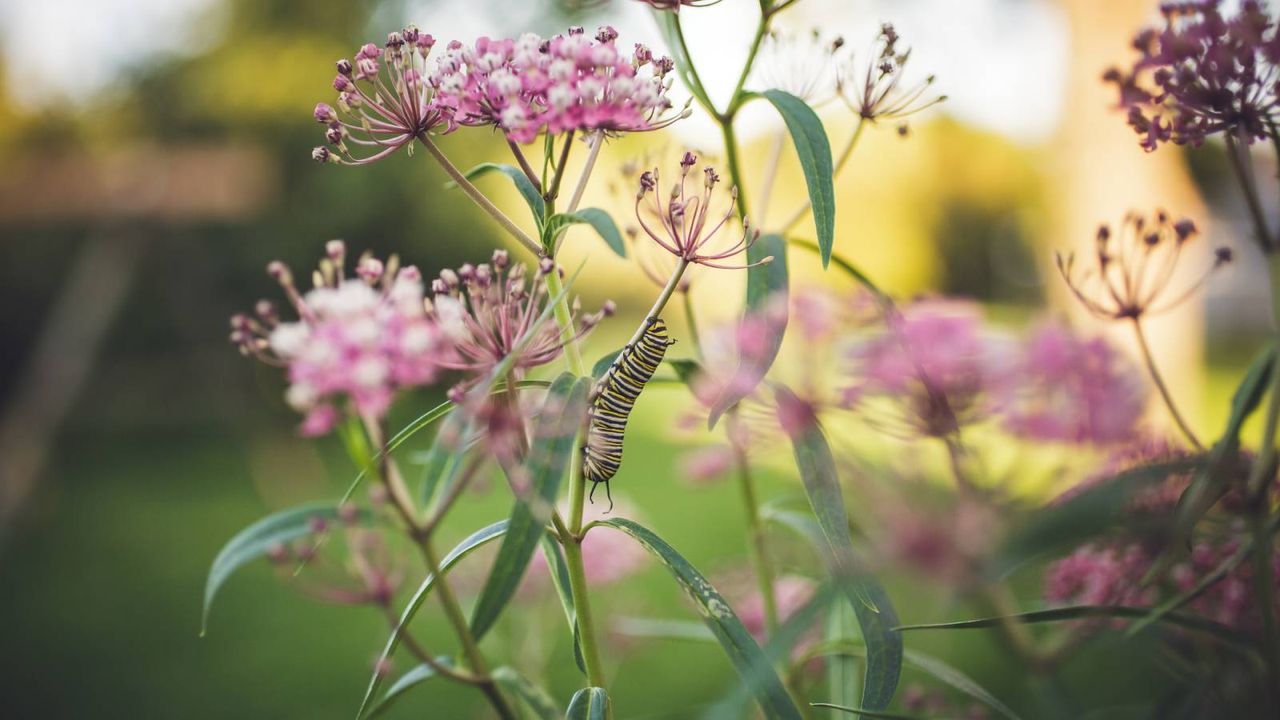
[583,316,674,506]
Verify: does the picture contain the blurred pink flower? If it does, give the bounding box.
[431,26,681,143]
[736,575,817,643]
[997,323,1147,444]
[1043,543,1156,608]
[677,444,736,485]
[866,493,998,589]
[843,299,996,437]
[526,499,650,593]
[230,241,449,436]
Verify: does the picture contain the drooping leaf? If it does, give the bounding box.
[544,209,626,257]
[471,374,590,640]
[777,386,902,711]
[493,666,561,720]
[356,521,510,719]
[1173,343,1275,542]
[707,233,789,429]
[595,518,803,720]
[991,458,1202,580]
[364,658,452,718]
[541,533,588,675]
[894,605,1255,651]
[762,90,835,266]
[566,687,610,720]
[447,162,546,226]
[201,502,367,634]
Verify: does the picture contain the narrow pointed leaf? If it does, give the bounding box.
[707,233,789,428]
[356,521,510,719]
[595,518,803,720]
[365,658,452,718]
[1173,343,1275,541]
[447,162,546,225]
[810,704,920,719]
[592,349,623,379]
[992,458,1202,579]
[777,386,902,711]
[541,533,588,675]
[762,90,835,266]
[566,687,610,720]
[493,667,561,720]
[894,605,1255,650]
[202,502,367,634]
[471,374,590,640]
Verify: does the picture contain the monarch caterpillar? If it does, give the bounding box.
[583,316,675,507]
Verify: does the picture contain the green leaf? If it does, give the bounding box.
[364,658,451,718]
[356,521,510,719]
[1173,343,1275,542]
[777,386,902,711]
[592,349,623,380]
[894,605,1255,651]
[991,458,1202,580]
[594,518,803,720]
[566,687,610,720]
[545,209,626,257]
[201,502,364,634]
[667,358,703,386]
[471,374,590,640]
[447,162,546,226]
[493,667,561,720]
[810,704,921,719]
[762,90,835,267]
[541,533,588,675]
[707,233,789,429]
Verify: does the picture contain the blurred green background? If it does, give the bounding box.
[0,0,1270,717]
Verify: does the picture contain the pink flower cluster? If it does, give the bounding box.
[1106,1,1280,150]
[997,323,1147,445]
[431,26,679,143]
[1044,543,1157,608]
[843,300,994,437]
[230,241,449,435]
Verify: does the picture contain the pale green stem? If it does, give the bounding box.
[730,412,779,634]
[1130,318,1203,451]
[417,133,541,257]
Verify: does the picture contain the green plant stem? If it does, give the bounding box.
[364,418,515,720]
[1130,318,1203,451]
[379,604,476,684]
[730,411,779,635]
[507,138,542,194]
[418,133,541,257]
[720,121,750,222]
[682,290,704,362]
[1226,132,1274,252]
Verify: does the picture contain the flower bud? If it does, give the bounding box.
[336,58,353,76]
[314,102,337,124]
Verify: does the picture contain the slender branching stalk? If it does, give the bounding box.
[1130,318,1203,451]
[729,411,780,634]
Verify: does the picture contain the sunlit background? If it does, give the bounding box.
[0,0,1270,717]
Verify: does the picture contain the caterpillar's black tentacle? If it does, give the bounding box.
[583,316,674,505]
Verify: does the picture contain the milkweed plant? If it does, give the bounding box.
[207,0,1280,717]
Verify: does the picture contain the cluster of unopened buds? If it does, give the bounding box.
[314,24,685,163]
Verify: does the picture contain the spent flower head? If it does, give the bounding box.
[428,250,613,398]
[839,24,945,130]
[751,29,850,106]
[230,241,449,435]
[1057,211,1231,322]
[431,26,683,143]
[313,27,448,165]
[1105,0,1280,150]
[635,152,770,269]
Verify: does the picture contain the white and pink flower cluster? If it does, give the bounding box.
[430,26,679,143]
[231,241,450,436]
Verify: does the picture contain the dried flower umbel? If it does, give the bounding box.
[840,24,945,129]
[1057,212,1230,322]
[1106,0,1280,151]
[314,28,448,165]
[752,29,849,106]
[635,152,769,270]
